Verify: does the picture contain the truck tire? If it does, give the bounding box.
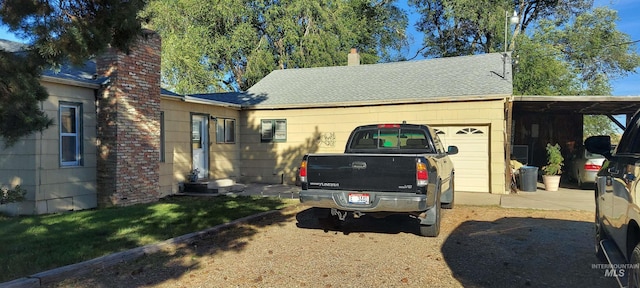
[420,191,441,237]
[628,243,640,288]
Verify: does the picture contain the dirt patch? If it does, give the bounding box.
[50,204,615,287]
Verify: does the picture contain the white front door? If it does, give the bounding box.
[191,114,209,179]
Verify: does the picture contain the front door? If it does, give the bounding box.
[191,114,209,179]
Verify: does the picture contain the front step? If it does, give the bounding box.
[183,181,214,193]
[183,179,244,194]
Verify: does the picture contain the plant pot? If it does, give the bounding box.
[543,175,561,191]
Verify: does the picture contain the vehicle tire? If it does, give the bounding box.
[420,190,441,237]
[595,202,608,261]
[442,175,454,209]
[628,243,640,288]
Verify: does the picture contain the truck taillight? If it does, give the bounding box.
[416,161,428,186]
[377,124,401,128]
[299,160,308,182]
[584,164,601,171]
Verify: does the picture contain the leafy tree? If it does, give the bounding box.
[408,0,593,58]
[143,0,408,93]
[0,0,148,146]
[583,115,622,142]
[514,7,640,95]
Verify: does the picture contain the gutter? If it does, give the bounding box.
[40,76,100,89]
[243,94,511,110]
[161,94,242,110]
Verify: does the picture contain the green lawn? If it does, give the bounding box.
[0,195,294,283]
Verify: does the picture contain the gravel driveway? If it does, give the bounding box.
[51,204,616,287]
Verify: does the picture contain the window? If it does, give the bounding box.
[216,118,235,143]
[261,119,287,142]
[60,103,82,166]
[159,111,165,162]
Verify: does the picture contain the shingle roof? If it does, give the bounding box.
[1,39,106,86]
[0,39,26,52]
[2,37,512,107]
[228,53,513,108]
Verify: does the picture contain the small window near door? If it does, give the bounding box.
[216,118,236,143]
[60,102,82,166]
[261,119,287,142]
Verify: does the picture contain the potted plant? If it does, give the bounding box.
[541,143,564,191]
[187,168,200,183]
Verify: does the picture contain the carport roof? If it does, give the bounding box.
[513,95,640,115]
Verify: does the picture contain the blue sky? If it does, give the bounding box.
[1,0,638,95]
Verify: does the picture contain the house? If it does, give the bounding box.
[2,32,639,215]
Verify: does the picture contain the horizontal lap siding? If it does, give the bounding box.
[240,99,507,193]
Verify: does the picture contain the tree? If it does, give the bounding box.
[0,0,148,146]
[583,115,622,142]
[408,0,592,58]
[143,0,408,93]
[514,7,640,95]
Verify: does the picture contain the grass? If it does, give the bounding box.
[0,195,295,283]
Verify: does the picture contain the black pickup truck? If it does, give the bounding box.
[299,123,458,237]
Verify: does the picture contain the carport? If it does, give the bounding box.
[505,95,640,190]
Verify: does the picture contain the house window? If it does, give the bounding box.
[159,111,165,162]
[261,119,287,142]
[60,103,82,166]
[216,118,236,143]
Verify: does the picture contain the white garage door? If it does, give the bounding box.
[433,126,489,193]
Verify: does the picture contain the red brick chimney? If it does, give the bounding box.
[95,30,161,207]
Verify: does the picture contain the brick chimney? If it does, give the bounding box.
[348,48,360,66]
[95,30,161,207]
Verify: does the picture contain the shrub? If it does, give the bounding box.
[0,185,27,205]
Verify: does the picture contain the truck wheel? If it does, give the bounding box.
[628,243,640,288]
[420,193,441,237]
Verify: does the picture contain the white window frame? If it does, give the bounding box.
[59,103,82,166]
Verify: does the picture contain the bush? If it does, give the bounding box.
[0,185,27,205]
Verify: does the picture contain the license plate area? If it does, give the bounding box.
[348,193,370,205]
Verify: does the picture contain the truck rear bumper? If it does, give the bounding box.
[299,190,428,212]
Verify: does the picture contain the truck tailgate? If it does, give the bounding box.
[306,154,418,192]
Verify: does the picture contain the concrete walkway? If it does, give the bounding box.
[195,181,596,212]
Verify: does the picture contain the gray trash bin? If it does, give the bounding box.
[519,166,538,192]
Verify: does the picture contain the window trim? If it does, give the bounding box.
[261,119,287,143]
[216,117,236,144]
[59,102,82,167]
[159,111,165,162]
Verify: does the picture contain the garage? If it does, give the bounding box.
[433,126,490,193]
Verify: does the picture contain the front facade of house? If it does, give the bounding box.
[238,99,508,194]
[0,35,515,215]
